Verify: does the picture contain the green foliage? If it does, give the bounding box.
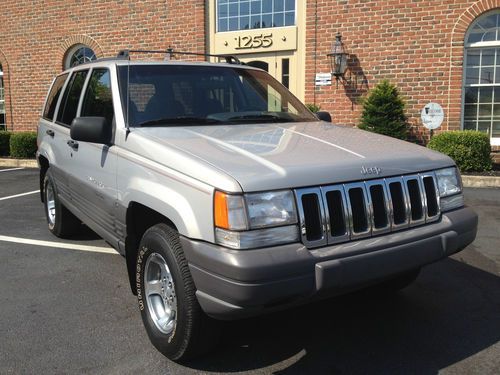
[9,131,37,159]
[305,103,321,113]
[0,131,11,156]
[358,80,408,140]
[428,131,492,172]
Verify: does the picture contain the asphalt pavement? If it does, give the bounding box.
[0,168,499,374]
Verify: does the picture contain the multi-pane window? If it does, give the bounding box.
[217,0,295,32]
[463,11,500,141]
[65,45,96,69]
[0,64,5,130]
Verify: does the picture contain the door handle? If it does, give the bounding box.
[67,140,79,151]
[46,129,55,137]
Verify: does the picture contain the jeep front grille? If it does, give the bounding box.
[295,173,441,248]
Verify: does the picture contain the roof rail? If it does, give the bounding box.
[116,48,242,65]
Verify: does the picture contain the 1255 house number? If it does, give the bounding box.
[234,33,273,49]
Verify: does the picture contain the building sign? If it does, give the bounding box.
[234,33,273,50]
[421,102,444,130]
[214,26,297,54]
[315,73,332,86]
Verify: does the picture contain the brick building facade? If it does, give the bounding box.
[0,0,499,158]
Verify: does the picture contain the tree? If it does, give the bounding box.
[358,80,408,140]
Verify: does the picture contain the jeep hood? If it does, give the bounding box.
[133,122,454,192]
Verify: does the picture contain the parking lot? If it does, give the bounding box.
[0,167,499,374]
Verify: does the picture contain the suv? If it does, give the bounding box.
[37,50,478,361]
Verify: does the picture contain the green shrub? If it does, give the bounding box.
[305,103,321,113]
[0,131,11,156]
[10,131,37,159]
[358,80,408,140]
[428,131,492,172]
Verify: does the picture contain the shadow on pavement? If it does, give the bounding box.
[184,258,500,374]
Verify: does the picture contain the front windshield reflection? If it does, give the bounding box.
[118,65,317,127]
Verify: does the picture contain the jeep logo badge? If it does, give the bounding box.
[361,166,382,175]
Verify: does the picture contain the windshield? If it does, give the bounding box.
[117,64,318,127]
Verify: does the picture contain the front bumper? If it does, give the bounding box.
[181,206,478,320]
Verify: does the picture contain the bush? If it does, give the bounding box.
[428,131,492,172]
[10,131,37,159]
[0,131,11,156]
[358,80,408,140]
[305,103,321,113]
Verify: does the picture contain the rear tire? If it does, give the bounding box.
[136,223,220,361]
[43,169,81,238]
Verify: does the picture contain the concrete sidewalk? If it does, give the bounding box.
[1,157,499,188]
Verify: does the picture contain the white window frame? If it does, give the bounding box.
[462,10,500,146]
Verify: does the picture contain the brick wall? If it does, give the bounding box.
[0,0,205,131]
[305,0,500,144]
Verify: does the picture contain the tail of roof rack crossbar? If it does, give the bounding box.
[116,48,242,65]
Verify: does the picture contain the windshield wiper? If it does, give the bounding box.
[138,116,222,127]
[226,114,294,123]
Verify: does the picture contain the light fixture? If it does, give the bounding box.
[327,32,349,82]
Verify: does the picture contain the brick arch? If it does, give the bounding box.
[446,0,500,132]
[0,48,13,130]
[57,35,104,70]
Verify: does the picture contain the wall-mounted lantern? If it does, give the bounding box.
[327,32,349,83]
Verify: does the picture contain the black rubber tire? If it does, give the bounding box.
[43,169,81,238]
[376,268,421,292]
[136,223,220,362]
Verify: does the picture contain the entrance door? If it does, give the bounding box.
[238,52,296,95]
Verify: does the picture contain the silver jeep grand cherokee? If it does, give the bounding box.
[37,50,478,361]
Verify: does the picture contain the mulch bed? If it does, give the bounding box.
[462,163,500,177]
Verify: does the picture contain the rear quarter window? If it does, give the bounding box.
[43,73,69,121]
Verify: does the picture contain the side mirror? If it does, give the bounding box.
[70,117,112,145]
[315,111,332,123]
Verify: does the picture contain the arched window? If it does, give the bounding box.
[0,64,5,130]
[463,10,500,145]
[64,44,96,69]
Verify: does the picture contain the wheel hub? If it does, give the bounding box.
[144,252,177,335]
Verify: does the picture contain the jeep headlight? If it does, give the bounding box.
[214,190,299,249]
[435,167,464,211]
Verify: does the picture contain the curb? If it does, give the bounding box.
[462,175,500,189]
[0,158,38,168]
[1,157,499,188]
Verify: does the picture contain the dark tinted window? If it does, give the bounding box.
[81,69,114,126]
[43,74,68,121]
[118,65,316,127]
[57,70,88,126]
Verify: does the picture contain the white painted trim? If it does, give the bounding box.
[0,235,118,255]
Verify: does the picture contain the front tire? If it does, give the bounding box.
[43,169,81,238]
[136,223,220,361]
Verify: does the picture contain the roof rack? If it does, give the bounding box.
[116,48,242,65]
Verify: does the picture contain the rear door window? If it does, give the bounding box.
[81,68,114,126]
[43,73,69,121]
[56,70,88,126]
